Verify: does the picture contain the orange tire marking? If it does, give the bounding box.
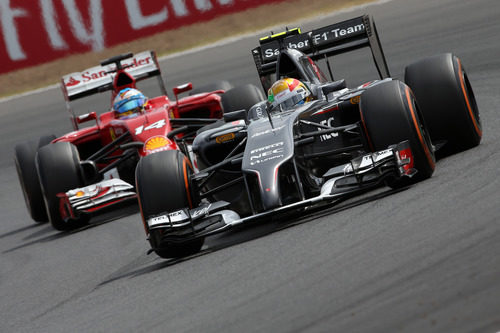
[405,86,435,170]
[183,157,193,209]
[457,58,482,137]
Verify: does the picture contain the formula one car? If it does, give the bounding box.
[135,15,482,258]
[14,50,256,231]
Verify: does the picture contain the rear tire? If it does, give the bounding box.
[360,80,435,187]
[136,150,203,258]
[189,80,233,96]
[38,134,56,148]
[221,84,265,115]
[405,53,481,156]
[37,142,87,230]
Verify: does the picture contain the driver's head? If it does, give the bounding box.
[113,88,147,119]
[267,78,312,111]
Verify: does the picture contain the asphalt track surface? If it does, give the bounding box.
[1,0,499,332]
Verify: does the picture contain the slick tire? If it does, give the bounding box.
[360,80,435,187]
[197,84,265,133]
[405,53,481,157]
[136,150,204,258]
[37,142,87,230]
[221,84,265,115]
[189,80,233,96]
[14,135,56,223]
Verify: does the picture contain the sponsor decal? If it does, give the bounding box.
[251,124,285,138]
[250,141,285,166]
[3,1,288,75]
[71,55,153,87]
[81,69,109,82]
[312,24,365,45]
[358,155,374,169]
[350,96,360,104]
[311,17,365,47]
[65,77,80,87]
[343,164,353,175]
[109,128,116,141]
[374,149,392,160]
[192,204,211,218]
[148,209,189,227]
[255,106,264,118]
[319,117,338,142]
[144,136,170,153]
[262,33,310,59]
[398,148,414,171]
[263,39,310,58]
[260,17,365,62]
[216,133,235,144]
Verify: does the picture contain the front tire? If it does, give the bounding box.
[37,142,87,230]
[15,141,47,222]
[136,150,203,258]
[14,135,56,223]
[405,53,481,156]
[360,80,435,187]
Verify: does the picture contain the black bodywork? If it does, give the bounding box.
[142,16,415,243]
[192,72,395,216]
[137,15,481,256]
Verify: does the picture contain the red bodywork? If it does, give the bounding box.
[55,92,223,157]
[53,51,226,220]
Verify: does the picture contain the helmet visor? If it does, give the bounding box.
[116,98,144,113]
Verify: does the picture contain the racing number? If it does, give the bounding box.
[135,119,166,135]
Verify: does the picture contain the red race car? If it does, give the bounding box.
[14,51,237,231]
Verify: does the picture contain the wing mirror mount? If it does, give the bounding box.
[173,82,193,97]
[76,111,98,125]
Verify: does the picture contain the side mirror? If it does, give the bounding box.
[76,111,97,124]
[321,79,346,96]
[173,82,193,96]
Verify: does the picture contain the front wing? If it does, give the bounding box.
[57,178,137,222]
[145,141,415,247]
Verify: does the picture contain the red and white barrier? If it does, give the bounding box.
[0,0,285,74]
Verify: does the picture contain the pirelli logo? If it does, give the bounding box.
[216,133,235,143]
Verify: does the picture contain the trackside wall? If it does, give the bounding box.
[0,0,286,74]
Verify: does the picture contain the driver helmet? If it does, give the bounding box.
[113,88,147,119]
[267,78,312,111]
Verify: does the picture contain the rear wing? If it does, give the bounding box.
[252,15,390,91]
[61,50,165,102]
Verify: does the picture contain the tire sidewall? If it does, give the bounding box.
[360,80,435,184]
[36,142,84,230]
